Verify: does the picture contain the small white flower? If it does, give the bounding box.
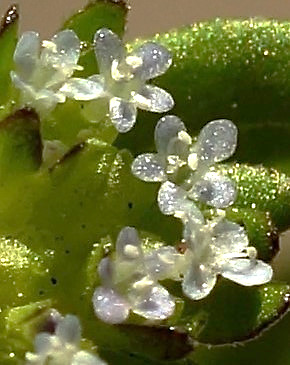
[132,116,237,216]
[25,314,106,365]
[180,214,273,301]
[92,227,182,324]
[11,30,102,114]
[89,28,174,133]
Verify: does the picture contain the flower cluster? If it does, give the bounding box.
[129,115,273,306]
[12,23,274,345]
[25,313,106,365]
[12,28,174,128]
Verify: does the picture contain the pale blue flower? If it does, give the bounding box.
[11,30,102,114]
[25,314,106,365]
[132,116,237,216]
[90,28,174,133]
[92,227,182,323]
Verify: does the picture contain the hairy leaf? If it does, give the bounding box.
[221,163,290,232]
[168,280,289,345]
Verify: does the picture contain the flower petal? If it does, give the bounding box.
[94,28,124,74]
[181,209,205,248]
[178,199,205,226]
[109,97,137,133]
[59,77,105,101]
[190,172,236,208]
[55,315,81,345]
[131,284,175,320]
[133,42,172,80]
[13,31,40,79]
[157,181,187,215]
[222,258,273,286]
[41,30,81,72]
[154,115,187,157]
[182,264,217,300]
[133,85,174,113]
[98,257,114,286]
[36,89,65,113]
[131,153,166,182]
[92,287,130,324]
[72,351,107,365]
[34,332,56,354]
[145,246,183,280]
[214,220,249,255]
[197,119,237,164]
[116,226,142,261]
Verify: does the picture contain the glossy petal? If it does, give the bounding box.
[92,287,130,324]
[154,115,186,156]
[182,264,217,300]
[109,97,137,133]
[214,220,249,255]
[222,259,273,286]
[133,85,174,113]
[34,332,58,353]
[98,257,114,287]
[157,181,188,215]
[179,200,205,226]
[59,77,105,100]
[88,74,105,85]
[116,226,142,261]
[40,29,80,78]
[131,153,166,182]
[72,351,107,365]
[197,119,237,163]
[94,28,124,74]
[145,246,183,280]
[191,172,236,208]
[55,315,81,345]
[11,71,34,96]
[13,31,40,79]
[181,209,205,249]
[133,42,172,80]
[131,284,175,320]
[36,89,65,113]
[41,30,80,70]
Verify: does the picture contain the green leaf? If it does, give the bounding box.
[194,310,290,365]
[221,163,290,232]
[168,280,289,345]
[118,19,290,173]
[62,0,129,77]
[0,111,286,358]
[0,139,190,361]
[0,238,48,309]
[0,5,19,120]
